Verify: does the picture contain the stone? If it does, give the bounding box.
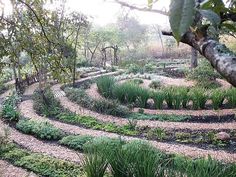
[215,132,230,141]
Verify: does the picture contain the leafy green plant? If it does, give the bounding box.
[32,88,61,117]
[126,63,143,74]
[16,119,64,140]
[147,128,166,140]
[0,143,82,177]
[226,88,236,108]
[210,89,226,109]
[149,80,161,89]
[129,78,144,85]
[189,88,208,109]
[1,93,20,122]
[59,135,93,151]
[96,76,115,98]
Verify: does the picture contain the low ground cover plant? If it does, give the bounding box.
[0,143,82,177]
[149,80,162,89]
[59,135,93,151]
[16,119,65,140]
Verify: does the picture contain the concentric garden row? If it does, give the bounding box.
[0,79,235,176]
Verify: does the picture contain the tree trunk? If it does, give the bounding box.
[191,47,198,68]
[12,62,18,91]
[181,32,236,86]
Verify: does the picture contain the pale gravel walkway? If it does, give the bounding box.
[0,160,37,177]
[52,83,236,130]
[0,120,83,164]
[19,99,236,163]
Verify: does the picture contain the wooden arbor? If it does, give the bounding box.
[101,45,118,67]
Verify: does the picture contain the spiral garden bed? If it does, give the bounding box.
[1,70,236,176]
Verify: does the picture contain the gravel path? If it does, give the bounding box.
[52,83,236,130]
[18,99,236,163]
[0,160,37,177]
[0,120,83,164]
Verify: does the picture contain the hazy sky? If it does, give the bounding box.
[2,0,170,27]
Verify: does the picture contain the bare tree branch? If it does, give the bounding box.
[114,0,168,16]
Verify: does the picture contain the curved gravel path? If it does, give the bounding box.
[0,120,83,164]
[19,98,236,163]
[52,83,236,130]
[0,160,37,177]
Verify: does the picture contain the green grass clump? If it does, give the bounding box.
[210,89,226,110]
[83,138,236,177]
[163,87,174,108]
[0,143,82,177]
[152,91,165,109]
[16,119,64,140]
[112,82,150,108]
[96,76,115,98]
[226,88,236,108]
[189,88,208,110]
[59,135,93,151]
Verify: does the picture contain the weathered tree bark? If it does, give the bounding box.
[191,47,198,68]
[181,32,236,86]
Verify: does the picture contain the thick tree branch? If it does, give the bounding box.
[162,30,236,86]
[114,0,168,16]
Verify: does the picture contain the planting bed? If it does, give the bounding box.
[1,70,236,176]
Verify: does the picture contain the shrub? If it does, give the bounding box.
[129,78,143,85]
[16,119,64,140]
[189,88,208,109]
[187,60,221,89]
[149,80,161,89]
[226,88,236,108]
[1,93,20,122]
[144,63,157,73]
[32,88,61,117]
[93,99,129,117]
[96,76,115,98]
[59,135,93,151]
[126,63,143,74]
[64,87,94,109]
[152,91,165,109]
[210,89,226,110]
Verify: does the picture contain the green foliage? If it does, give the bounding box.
[93,98,129,117]
[126,63,143,74]
[1,93,20,122]
[226,88,236,108]
[0,143,82,177]
[144,63,157,73]
[112,82,150,107]
[96,76,115,98]
[210,89,226,109]
[59,135,93,151]
[129,78,144,85]
[57,112,138,136]
[82,153,108,177]
[128,113,189,122]
[187,60,221,89]
[149,80,161,89]
[189,88,208,109]
[152,91,165,109]
[64,87,129,117]
[16,119,65,140]
[32,88,61,117]
[163,87,174,108]
[169,0,196,42]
